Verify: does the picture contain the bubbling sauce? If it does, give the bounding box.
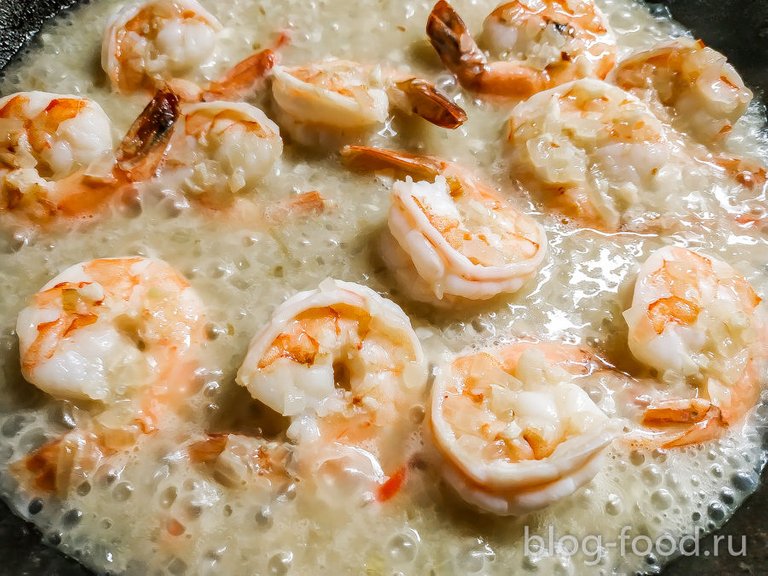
[0,0,767,574]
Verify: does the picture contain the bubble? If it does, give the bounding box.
[278,482,297,502]
[641,465,662,487]
[267,551,293,576]
[456,540,495,574]
[113,482,134,502]
[76,482,91,497]
[731,471,757,492]
[28,498,43,515]
[255,506,273,529]
[707,501,726,522]
[720,488,735,506]
[160,486,178,508]
[605,493,623,516]
[629,451,645,466]
[168,557,188,575]
[388,529,420,564]
[709,464,723,479]
[651,489,672,511]
[62,508,83,528]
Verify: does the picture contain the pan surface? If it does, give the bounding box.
[0,1,766,574]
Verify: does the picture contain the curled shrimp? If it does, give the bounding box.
[0,89,180,227]
[102,0,222,94]
[506,78,703,230]
[341,146,547,303]
[270,58,467,147]
[623,246,765,448]
[14,256,205,493]
[162,100,283,207]
[613,38,752,144]
[237,278,428,503]
[427,341,617,515]
[426,0,616,98]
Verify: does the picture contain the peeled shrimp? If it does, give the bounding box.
[270,58,467,147]
[0,89,180,226]
[614,38,752,144]
[237,278,428,501]
[14,257,205,493]
[623,246,764,447]
[426,0,616,98]
[427,341,616,515]
[102,0,222,94]
[341,146,547,303]
[163,100,282,207]
[506,78,703,230]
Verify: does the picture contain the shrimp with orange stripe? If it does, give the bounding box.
[236,278,428,504]
[0,89,180,228]
[613,38,753,146]
[341,146,547,304]
[270,58,467,147]
[426,0,616,98]
[426,341,618,515]
[13,257,206,494]
[623,245,765,448]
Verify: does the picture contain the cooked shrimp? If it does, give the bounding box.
[270,58,467,146]
[0,89,180,226]
[162,100,282,207]
[614,38,752,144]
[426,0,616,98]
[13,256,205,493]
[102,0,222,94]
[341,146,547,302]
[506,78,703,230]
[623,246,764,448]
[237,278,428,500]
[427,341,616,515]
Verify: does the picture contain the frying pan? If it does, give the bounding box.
[0,1,766,574]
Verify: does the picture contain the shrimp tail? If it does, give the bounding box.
[641,399,726,449]
[204,48,279,102]
[116,88,180,182]
[394,78,467,128]
[426,0,488,91]
[340,145,448,182]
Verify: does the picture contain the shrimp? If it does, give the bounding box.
[270,58,467,147]
[427,341,617,515]
[341,146,547,303]
[426,0,616,98]
[0,89,180,226]
[623,246,765,448]
[102,0,222,94]
[613,38,752,144]
[162,100,283,207]
[236,278,428,502]
[506,78,704,230]
[13,257,205,494]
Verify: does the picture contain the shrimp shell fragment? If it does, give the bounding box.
[427,342,617,515]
